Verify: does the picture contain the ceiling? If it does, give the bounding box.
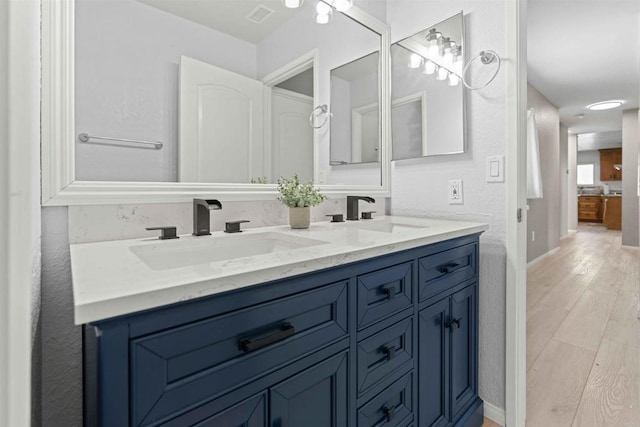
[528,0,640,141]
[136,0,309,44]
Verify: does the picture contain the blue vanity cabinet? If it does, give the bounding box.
[85,233,483,427]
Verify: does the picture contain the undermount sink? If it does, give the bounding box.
[130,232,329,271]
[353,222,428,233]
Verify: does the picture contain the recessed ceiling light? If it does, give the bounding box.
[575,114,584,119]
[587,100,623,111]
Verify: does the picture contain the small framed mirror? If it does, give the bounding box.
[390,11,465,160]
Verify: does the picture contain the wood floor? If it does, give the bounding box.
[526,224,640,427]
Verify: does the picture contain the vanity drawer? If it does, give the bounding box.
[357,262,413,330]
[358,372,413,427]
[418,243,476,302]
[130,281,348,426]
[357,317,413,396]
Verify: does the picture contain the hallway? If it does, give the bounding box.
[526,225,640,426]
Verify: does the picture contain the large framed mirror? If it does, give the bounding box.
[390,12,465,160]
[41,0,390,205]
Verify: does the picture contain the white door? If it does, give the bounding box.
[179,56,264,183]
[271,88,313,182]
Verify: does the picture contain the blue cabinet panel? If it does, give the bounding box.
[357,372,413,427]
[451,285,478,420]
[130,281,348,426]
[162,392,267,427]
[270,351,348,427]
[418,243,476,302]
[357,262,413,330]
[418,298,450,427]
[357,317,413,396]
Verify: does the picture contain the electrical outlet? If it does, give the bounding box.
[448,179,463,205]
[532,231,535,242]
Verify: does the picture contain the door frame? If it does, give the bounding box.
[505,0,528,425]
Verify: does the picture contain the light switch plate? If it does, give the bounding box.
[486,155,505,182]
[448,179,463,205]
[318,170,327,184]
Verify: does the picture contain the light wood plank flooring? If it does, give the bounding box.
[526,224,640,427]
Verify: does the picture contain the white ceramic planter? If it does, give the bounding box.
[289,207,311,229]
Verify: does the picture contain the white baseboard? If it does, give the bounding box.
[621,245,640,251]
[527,246,560,268]
[484,401,506,426]
[568,229,577,234]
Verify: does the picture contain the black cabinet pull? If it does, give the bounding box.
[239,322,295,353]
[381,345,396,361]
[449,318,462,330]
[437,262,460,274]
[382,404,396,422]
[381,285,395,300]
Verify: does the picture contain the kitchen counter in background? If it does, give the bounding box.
[577,195,622,229]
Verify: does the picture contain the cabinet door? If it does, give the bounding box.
[600,150,612,181]
[162,392,267,427]
[450,285,478,420]
[418,298,450,427]
[270,351,348,427]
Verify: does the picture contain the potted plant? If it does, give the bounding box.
[277,173,327,229]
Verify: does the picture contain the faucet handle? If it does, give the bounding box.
[224,220,250,233]
[326,213,344,223]
[146,226,179,240]
[361,211,376,220]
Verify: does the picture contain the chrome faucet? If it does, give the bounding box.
[346,196,375,221]
[193,198,222,236]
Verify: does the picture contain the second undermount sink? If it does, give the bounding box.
[353,221,428,233]
[130,232,329,271]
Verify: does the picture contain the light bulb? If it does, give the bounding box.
[282,0,303,8]
[436,67,448,81]
[448,73,460,86]
[428,45,440,57]
[423,60,437,75]
[332,0,353,12]
[408,53,423,69]
[314,1,333,24]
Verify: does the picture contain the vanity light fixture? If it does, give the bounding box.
[330,0,353,12]
[423,60,437,75]
[408,53,424,69]
[587,100,623,111]
[282,0,304,8]
[452,46,463,73]
[425,28,442,56]
[314,1,333,24]
[448,73,460,87]
[436,66,449,81]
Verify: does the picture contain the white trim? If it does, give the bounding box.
[484,401,506,426]
[505,0,528,426]
[621,245,640,251]
[41,2,392,205]
[567,229,578,234]
[526,246,560,268]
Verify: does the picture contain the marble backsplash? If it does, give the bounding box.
[68,198,388,244]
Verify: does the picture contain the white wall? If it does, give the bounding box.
[387,0,507,411]
[560,124,569,237]
[527,84,560,262]
[622,108,639,247]
[568,134,578,231]
[576,149,623,191]
[75,0,258,182]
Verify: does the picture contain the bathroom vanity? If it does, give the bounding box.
[73,217,487,427]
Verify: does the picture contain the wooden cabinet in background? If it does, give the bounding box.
[603,196,622,230]
[578,196,603,222]
[599,148,622,181]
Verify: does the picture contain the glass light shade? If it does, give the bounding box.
[408,53,423,69]
[443,51,453,65]
[423,60,437,75]
[448,73,460,86]
[428,45,440,56]
[314,1,333,24]
[436,67,448,81]
[453,48,463,73]
[587,100,623,111]
[332,0,353,12]
[282,0,304,8]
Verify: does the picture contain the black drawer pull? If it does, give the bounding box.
[381,285,395,300]
[437,262,460,274]
[381,345,396,361]
[446,317,462,330]
[382,404,396,422]
[239,322,295,353]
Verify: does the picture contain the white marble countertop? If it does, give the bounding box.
[71,215,488,324]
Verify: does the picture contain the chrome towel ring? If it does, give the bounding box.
[309,105,332,129]
[462,50,501,91]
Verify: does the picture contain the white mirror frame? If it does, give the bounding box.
[41,0,391,206]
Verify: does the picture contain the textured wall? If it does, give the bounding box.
[568,134,578,231]
[387,0,507,410]
[527,84,560,262]
[560,124,569,238]
[622,108,639,246]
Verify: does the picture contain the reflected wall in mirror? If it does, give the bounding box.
[330,51,380,165]
[390,12,465,160]
[75,0,382,186]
